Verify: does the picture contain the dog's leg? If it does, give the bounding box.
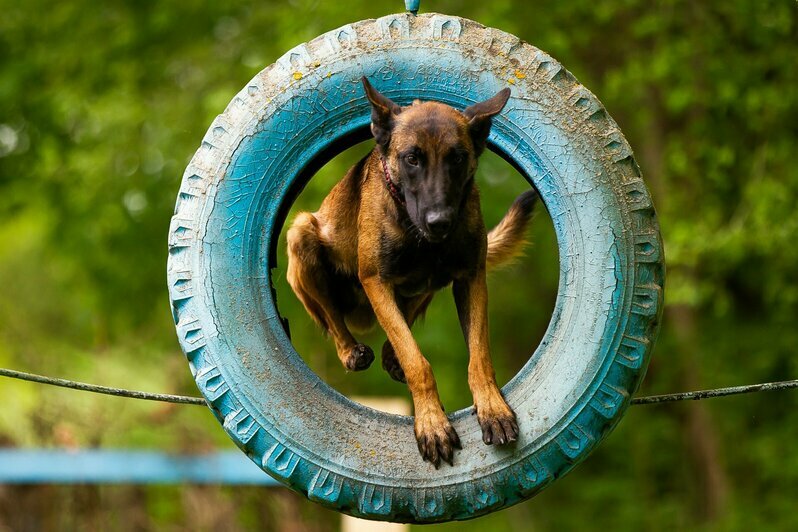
[454,269,519,446]
[287,213,374,371]
[381,294,433,383]
[360,276,460,467]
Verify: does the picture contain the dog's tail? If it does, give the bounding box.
[486,189,539,270]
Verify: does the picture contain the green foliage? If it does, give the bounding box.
[0,0,796,530]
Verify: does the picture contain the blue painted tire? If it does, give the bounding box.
[168,13,664,523]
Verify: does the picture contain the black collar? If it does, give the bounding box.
[380,157,406,206]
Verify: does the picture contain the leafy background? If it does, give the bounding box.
[1,0,797,530]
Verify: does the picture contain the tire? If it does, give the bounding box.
[168,12,664,523]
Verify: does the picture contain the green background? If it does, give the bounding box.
[1,0,797,530]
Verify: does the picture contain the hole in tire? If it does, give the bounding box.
[271,141,559,413]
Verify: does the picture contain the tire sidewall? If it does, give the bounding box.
[167,13,664,523]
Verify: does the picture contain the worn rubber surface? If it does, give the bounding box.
[168,13,664,523]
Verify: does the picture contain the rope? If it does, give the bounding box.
[0,368,205,406]
[1,367,797,407]
[630,379,798,405]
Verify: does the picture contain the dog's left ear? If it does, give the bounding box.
[362,77,402,151]
[463,88,511,155]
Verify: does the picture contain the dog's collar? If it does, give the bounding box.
[380,156,406,207]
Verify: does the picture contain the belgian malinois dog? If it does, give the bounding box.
[286,78,537,467]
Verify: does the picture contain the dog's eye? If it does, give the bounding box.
[405,154,419,166]
[453,153,465,164]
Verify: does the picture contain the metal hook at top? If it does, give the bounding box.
[405,0,420,15]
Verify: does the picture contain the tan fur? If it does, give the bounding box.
[286,82,534,467]
[486,201,535,269]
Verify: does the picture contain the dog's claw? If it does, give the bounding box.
[345,343,374,371]
[446,424,462,450]
[440,441,453,466]
[479,412,519,447]
[415,416,460,468]
[482,423,493,445]
[502,418,519,443]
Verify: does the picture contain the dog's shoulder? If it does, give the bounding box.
[314,154,377,273]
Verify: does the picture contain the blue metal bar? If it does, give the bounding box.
[0,449,279,485]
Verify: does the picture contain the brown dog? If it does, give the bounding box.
[286,78,537,467]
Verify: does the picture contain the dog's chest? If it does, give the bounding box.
[378,235,477,297]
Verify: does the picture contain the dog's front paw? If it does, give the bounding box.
[414,410,461,468]
[381,341,406,383]
[477,403,519,446]
[344,343,374,371]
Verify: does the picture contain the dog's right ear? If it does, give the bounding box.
[362,77,401,150]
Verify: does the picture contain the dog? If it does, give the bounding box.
[286,77,538,467]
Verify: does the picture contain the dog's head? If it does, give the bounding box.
[362,77,510,243]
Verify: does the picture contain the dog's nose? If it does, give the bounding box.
[425,210,453,237]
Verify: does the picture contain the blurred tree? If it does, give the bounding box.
[0,0,796,530]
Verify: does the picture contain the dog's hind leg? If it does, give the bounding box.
[286,212,374,371]
[381,293,433,383]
